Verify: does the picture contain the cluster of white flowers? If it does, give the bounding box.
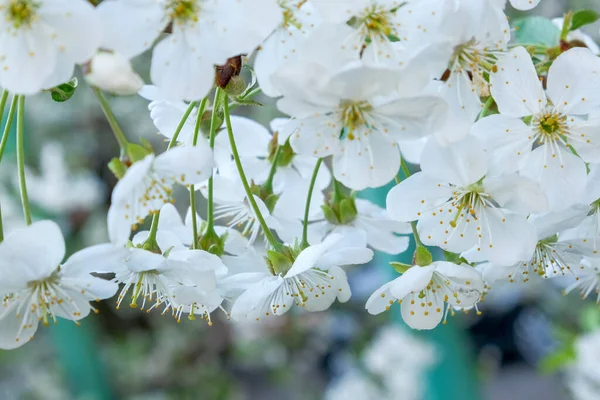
[2,0,600,350]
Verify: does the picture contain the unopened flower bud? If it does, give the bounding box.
[85,51,144,96]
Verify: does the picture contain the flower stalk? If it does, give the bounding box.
[301,158,323,248]
[223,98,283,251]
[16,96,31,225]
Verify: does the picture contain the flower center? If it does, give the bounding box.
[25,269,69,326]
[357,5,396,41]
[5,0,39,29]
[449,184,487,228]
[279,0,306,29]
[166,0,200,24]
[339,100,372,140]
[534,112,567,141]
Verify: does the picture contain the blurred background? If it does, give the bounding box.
[1,1,600,399]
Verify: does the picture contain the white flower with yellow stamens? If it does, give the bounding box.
[387,137,548,267]
[108,145,213,246]
[472,46,600,210]
[0,221,120,349]
[0,0,101,94]
[109,230,227,320]
[97,0,282,101]
[273,61,447,190]
[229,232,373,320]
[366,261,484,330]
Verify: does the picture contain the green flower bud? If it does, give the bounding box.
[198,228,227,257]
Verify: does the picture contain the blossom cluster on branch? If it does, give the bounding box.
[1,0,600,350]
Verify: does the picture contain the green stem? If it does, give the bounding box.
[263,145,282,193]
[188,96,210,249]
[204,90,222,236]
[168,101,198,148]
[400,157,411,179]
[92,87,129,151]
[223,99,283,251]
[396,158,424,248]
[0,90,9,122]
[301,158,323,248]
[0,95,18,164]
[16,96,31,226]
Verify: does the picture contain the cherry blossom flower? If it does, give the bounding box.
[0,221,120,349]
[108,145,213,246]
[387,138,547,266]
[230,232,373,320]
[0,0,101,94]
[366,261,484,330]
[98,0,281,100]
[274,60,447,190]
[472,46,600,210]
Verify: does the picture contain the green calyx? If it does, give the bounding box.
[414,246,433,267]
[265,243,301,276]
[251,182,279,213]
[268,136,295,168]
[197,226,227,257]
[322,185,358,225]
[7,0,40,29]
[107,141,154,179]
[224,75,247,97]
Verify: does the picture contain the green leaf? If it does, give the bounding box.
[49,78,78,102]
[390,261,411,274]
[571,9,600,31]
[513,16,560,47]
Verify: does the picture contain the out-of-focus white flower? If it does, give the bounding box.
[0,221,120,349]
[566,329,600,400]
[97,0,282,101]
[85,51,144,95]
[324,372,383,400]
[0,0,101,94]
[26,142,104,215]
[255,0,321,97]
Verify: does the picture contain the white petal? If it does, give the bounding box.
[484,174,549,214]
[470,114,533,176]
[386,173,452,222]
[154,144,213,185]
[509,0,540,10]
[150,33,216,102]
[547,47,600,115]
[400,293,444,330]
[96,0,166,58]
[420,137,488,187]
[521,146,587,211]
[333,131,400,190]
[490,46,546,117]
[0,301,38,350]
[389,265,436,300]
[365,280,397,315]
[0,221,65,284]
[61,244,127,275]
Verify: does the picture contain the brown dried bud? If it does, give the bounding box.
[215,55,243,89]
